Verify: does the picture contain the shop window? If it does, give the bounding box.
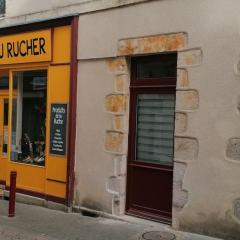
[0,0,5,16]
[11,70,47,166]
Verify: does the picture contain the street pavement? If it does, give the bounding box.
[0,199,222,240]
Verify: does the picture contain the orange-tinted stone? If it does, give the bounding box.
[105,94,127,113]
[118,33,187,56]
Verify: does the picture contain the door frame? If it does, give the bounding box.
[126,53,177,223]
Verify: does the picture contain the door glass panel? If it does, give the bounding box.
[135,93,175,165]
[11,70,47,166]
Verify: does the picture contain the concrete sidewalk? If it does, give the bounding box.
[0,199,222,240]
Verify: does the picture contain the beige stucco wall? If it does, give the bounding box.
[75,0,240,239]
[5,0,152,18]
[74,59,114,213]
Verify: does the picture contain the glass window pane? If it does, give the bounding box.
[0,75,9,89]
[137,59,177,79]
[135,93,175,166]
[0,0,5,15]
[2,99,8,155]
[11,70,47,166]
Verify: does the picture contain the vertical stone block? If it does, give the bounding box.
[173,162,187,185]
[114,74,129,94]
[105,94,128,114]
[234,199,240,221]
[113,155,127,176]
[176,90,199,111]
[106,176,125,195]
[177,69,189,88]
[226,138,240,161]
[175,112,187,133]
[174,137,198,162]
[113,115,128,132]
[112,195,126,216]
[173,162,188,209]
[105,131,127,154]
[237,96,240,112]
[173,183,188,209]
[108,57,128,73]
[178,48,202,67]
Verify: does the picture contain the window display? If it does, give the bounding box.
[11,70,47,166]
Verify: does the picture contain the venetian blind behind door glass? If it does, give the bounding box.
[136,93,175,165]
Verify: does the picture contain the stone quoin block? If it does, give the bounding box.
[176,90,199,111]
[177,69,189,88]
[237,96,240,112]
[226,138,240,161]
[112,194,125,216]
[173,183,188,209]
[105,131,127,154]
[106,176,125,195]
[174,137,198,162]
[113,155,127,176]
[173,162,187,186]
[105,94,128,114]
[113,115,128,132]
[114,74,129,94]
[177,48,202,67]
[173,162,188,209]
[175,112,187,133]
[117,33,187,56]
[108,57,128,73]
[234,199,240,220]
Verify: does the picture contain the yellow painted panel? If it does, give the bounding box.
[0,158,7,182]
[46,157,67,182]
[0,30,52,65]
[46,180,66,198]
[53,26,71,64]
[48,65,70,101]
[7,162,45,193]
[46,65,69,183]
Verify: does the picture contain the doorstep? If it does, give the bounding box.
[73,205,172,228]
[72,205,222,240]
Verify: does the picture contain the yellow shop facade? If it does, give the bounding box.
[0,16,78,206]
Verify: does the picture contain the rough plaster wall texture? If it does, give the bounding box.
[74,59,114,213]
[76,0,240,238]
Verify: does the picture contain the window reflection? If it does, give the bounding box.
[11,70,47,166]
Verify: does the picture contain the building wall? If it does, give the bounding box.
[0,0,240,239]
[75,0,240,239]
[74,59,114,213]
[5,0,152,18]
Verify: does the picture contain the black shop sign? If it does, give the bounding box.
[50,103,68,156]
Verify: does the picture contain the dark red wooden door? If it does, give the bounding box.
[126,54,177,224]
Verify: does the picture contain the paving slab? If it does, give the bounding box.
[0,200,221,240]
